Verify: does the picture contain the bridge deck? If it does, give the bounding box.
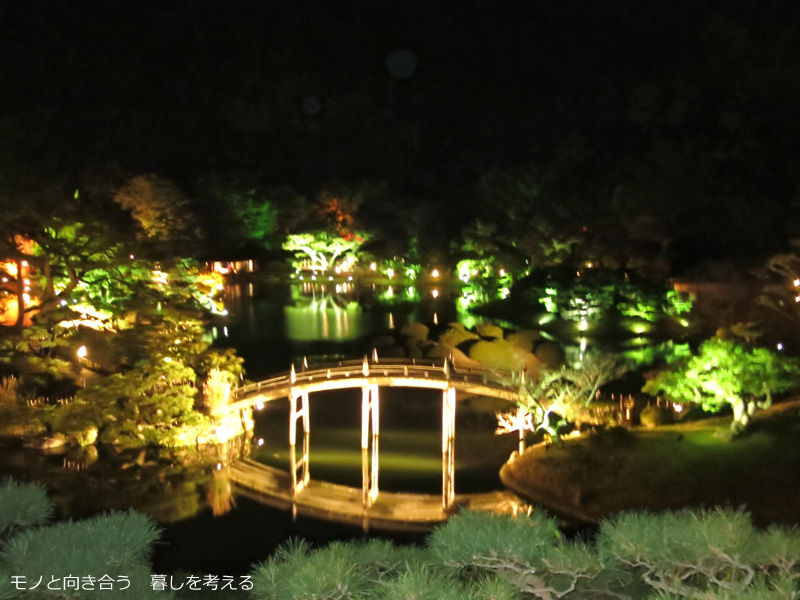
[229,459,528,532]
[228,359,521,413]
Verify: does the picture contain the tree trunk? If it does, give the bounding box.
[730,398,749,435]
[13,259,25,331]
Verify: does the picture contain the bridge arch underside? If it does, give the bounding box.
[227,374,525,528]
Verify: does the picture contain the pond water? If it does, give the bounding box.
[0,280,687,574]
[0,281,512,575]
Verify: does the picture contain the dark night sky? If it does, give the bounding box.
[0,2,709,182]
[2,0,800,258]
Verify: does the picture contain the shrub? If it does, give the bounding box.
[639,404,675,428]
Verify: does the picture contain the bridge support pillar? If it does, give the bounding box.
[361,384,380,507]
[442,386,456,511]
[289,390,310,496]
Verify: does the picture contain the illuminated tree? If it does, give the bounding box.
[497,353,626,440]
[213,188,279,252]
[113,175,200,244]
[643,335,800,434]
[283,231,368,272]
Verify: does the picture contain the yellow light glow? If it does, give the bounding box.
[579,319,588,331]
[76,345,87,359]
[499,268,506,276]
[432,289,439,298]
[386,268,394,278]
[431,269,440,278]
[794,279,800,287]
[370,263,377,271]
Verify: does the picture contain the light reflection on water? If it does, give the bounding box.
[1,281,692,573]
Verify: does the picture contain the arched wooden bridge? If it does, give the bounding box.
[225,356,529,528]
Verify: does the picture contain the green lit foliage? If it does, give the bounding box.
[621,341,692,371]
[456,258,518,305]
[643,335,800,434]
[283,231,368,272]
[516,267,692,325]
[216,189,278,251]
[0,479,52,539]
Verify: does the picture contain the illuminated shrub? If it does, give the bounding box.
[469,339,528,371]
[639,404,674,428]
[515,267,693,325]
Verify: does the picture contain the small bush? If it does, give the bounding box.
[639,404,675,428]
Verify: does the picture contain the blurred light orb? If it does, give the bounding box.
[301,94,322,115]
[385,48,418,79]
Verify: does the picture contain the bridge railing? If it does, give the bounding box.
[233,358,517,401]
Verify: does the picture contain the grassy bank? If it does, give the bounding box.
[500,399,800,527]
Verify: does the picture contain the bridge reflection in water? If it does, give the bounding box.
[225,356,531,530]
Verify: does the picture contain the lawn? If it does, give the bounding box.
[500,399,800,527]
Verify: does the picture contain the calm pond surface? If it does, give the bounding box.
[0,280,687,573]
[0,281,515,574]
